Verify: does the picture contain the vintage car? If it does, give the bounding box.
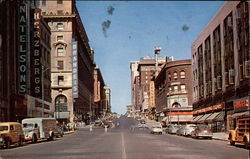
[191,125,213,139]
[0,122,25,148]
[150,126,163,134]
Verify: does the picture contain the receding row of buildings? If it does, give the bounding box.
[130,1,249,132]
[0,0,111,123]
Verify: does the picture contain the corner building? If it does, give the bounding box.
[40,0,95,123]
[192,1,249,132]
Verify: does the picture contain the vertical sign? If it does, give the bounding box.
[72,41,78,98]
[31,8,42,97]
[18,2,27,94]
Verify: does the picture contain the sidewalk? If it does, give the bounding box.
[212,132,229,141]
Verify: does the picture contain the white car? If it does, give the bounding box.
[151,126,163,134]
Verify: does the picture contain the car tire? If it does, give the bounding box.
[49,134,54,141]
[229,135,235,146]
[244,137,249,149]
[32,134,37,143]
[4,139,10,149]
[18,137,23,146]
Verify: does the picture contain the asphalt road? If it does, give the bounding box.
[0,116,249,159]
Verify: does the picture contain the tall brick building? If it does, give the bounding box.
[155,60,193,124]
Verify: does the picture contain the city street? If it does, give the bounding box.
[0,116,248,159]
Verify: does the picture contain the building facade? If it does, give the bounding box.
[0,0,52,122]
[130,56,170,118]
[192,1,249,132]
[155,60,193,124]
[40,0,95,123]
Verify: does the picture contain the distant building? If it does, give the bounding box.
[104,86,111,114]
[155,59,193,124]
[130,56,172,117]
[192,1,249,132]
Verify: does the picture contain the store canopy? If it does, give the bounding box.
[193,115,204,122]
[214,112,224,121]
[198,113,212,122]
[161,117,168,122]
[206,112,221,121]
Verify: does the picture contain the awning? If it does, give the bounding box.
[214,112,224,121]
[161,117,168,122]
[198,113,213,122]
[193,115,204,122]
[206,112,221,121]
[232,111,250,118]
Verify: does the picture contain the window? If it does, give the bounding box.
[173,72,178,80]
[58,76,64,86]
[57,36,63,41]
[57,48,64,56]
[57,61,64,70]
[57,23,64,30]
[180,71,186,79]
[180,84,186,91]
[168,73,171,81]
[169,87,172,92]
[57,10,63,15]
[42,0,46,6]
[57,0,63,4]
[174,85,178,92]
[10,125,14,131]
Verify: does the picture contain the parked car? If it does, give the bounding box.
[176,125,185,136]
[94,120,103,127]
[22,118,58,143]
[183,124,197,136]
[166,125,181,134]
[0,122,25,149]
[191,125,213,139]
[150,126,163,134]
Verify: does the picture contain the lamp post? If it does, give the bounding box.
[41,65,50,117]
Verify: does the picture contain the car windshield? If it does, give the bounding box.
[0,126,8,131]
[197,125,209,129]
[23,123,34,128]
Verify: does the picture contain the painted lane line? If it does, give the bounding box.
[121,133,127,159]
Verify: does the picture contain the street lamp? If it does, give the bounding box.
[41,65,50,117]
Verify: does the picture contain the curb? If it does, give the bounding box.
[212,137,228,141]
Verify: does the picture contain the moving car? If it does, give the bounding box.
[166,125,181,134]
[22,118,58,143]
[150,126,163,134]
[140,120,146,124]
[191,125,213,139]
[0,122,25,149]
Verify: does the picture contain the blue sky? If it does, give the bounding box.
[77,1,224,114]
